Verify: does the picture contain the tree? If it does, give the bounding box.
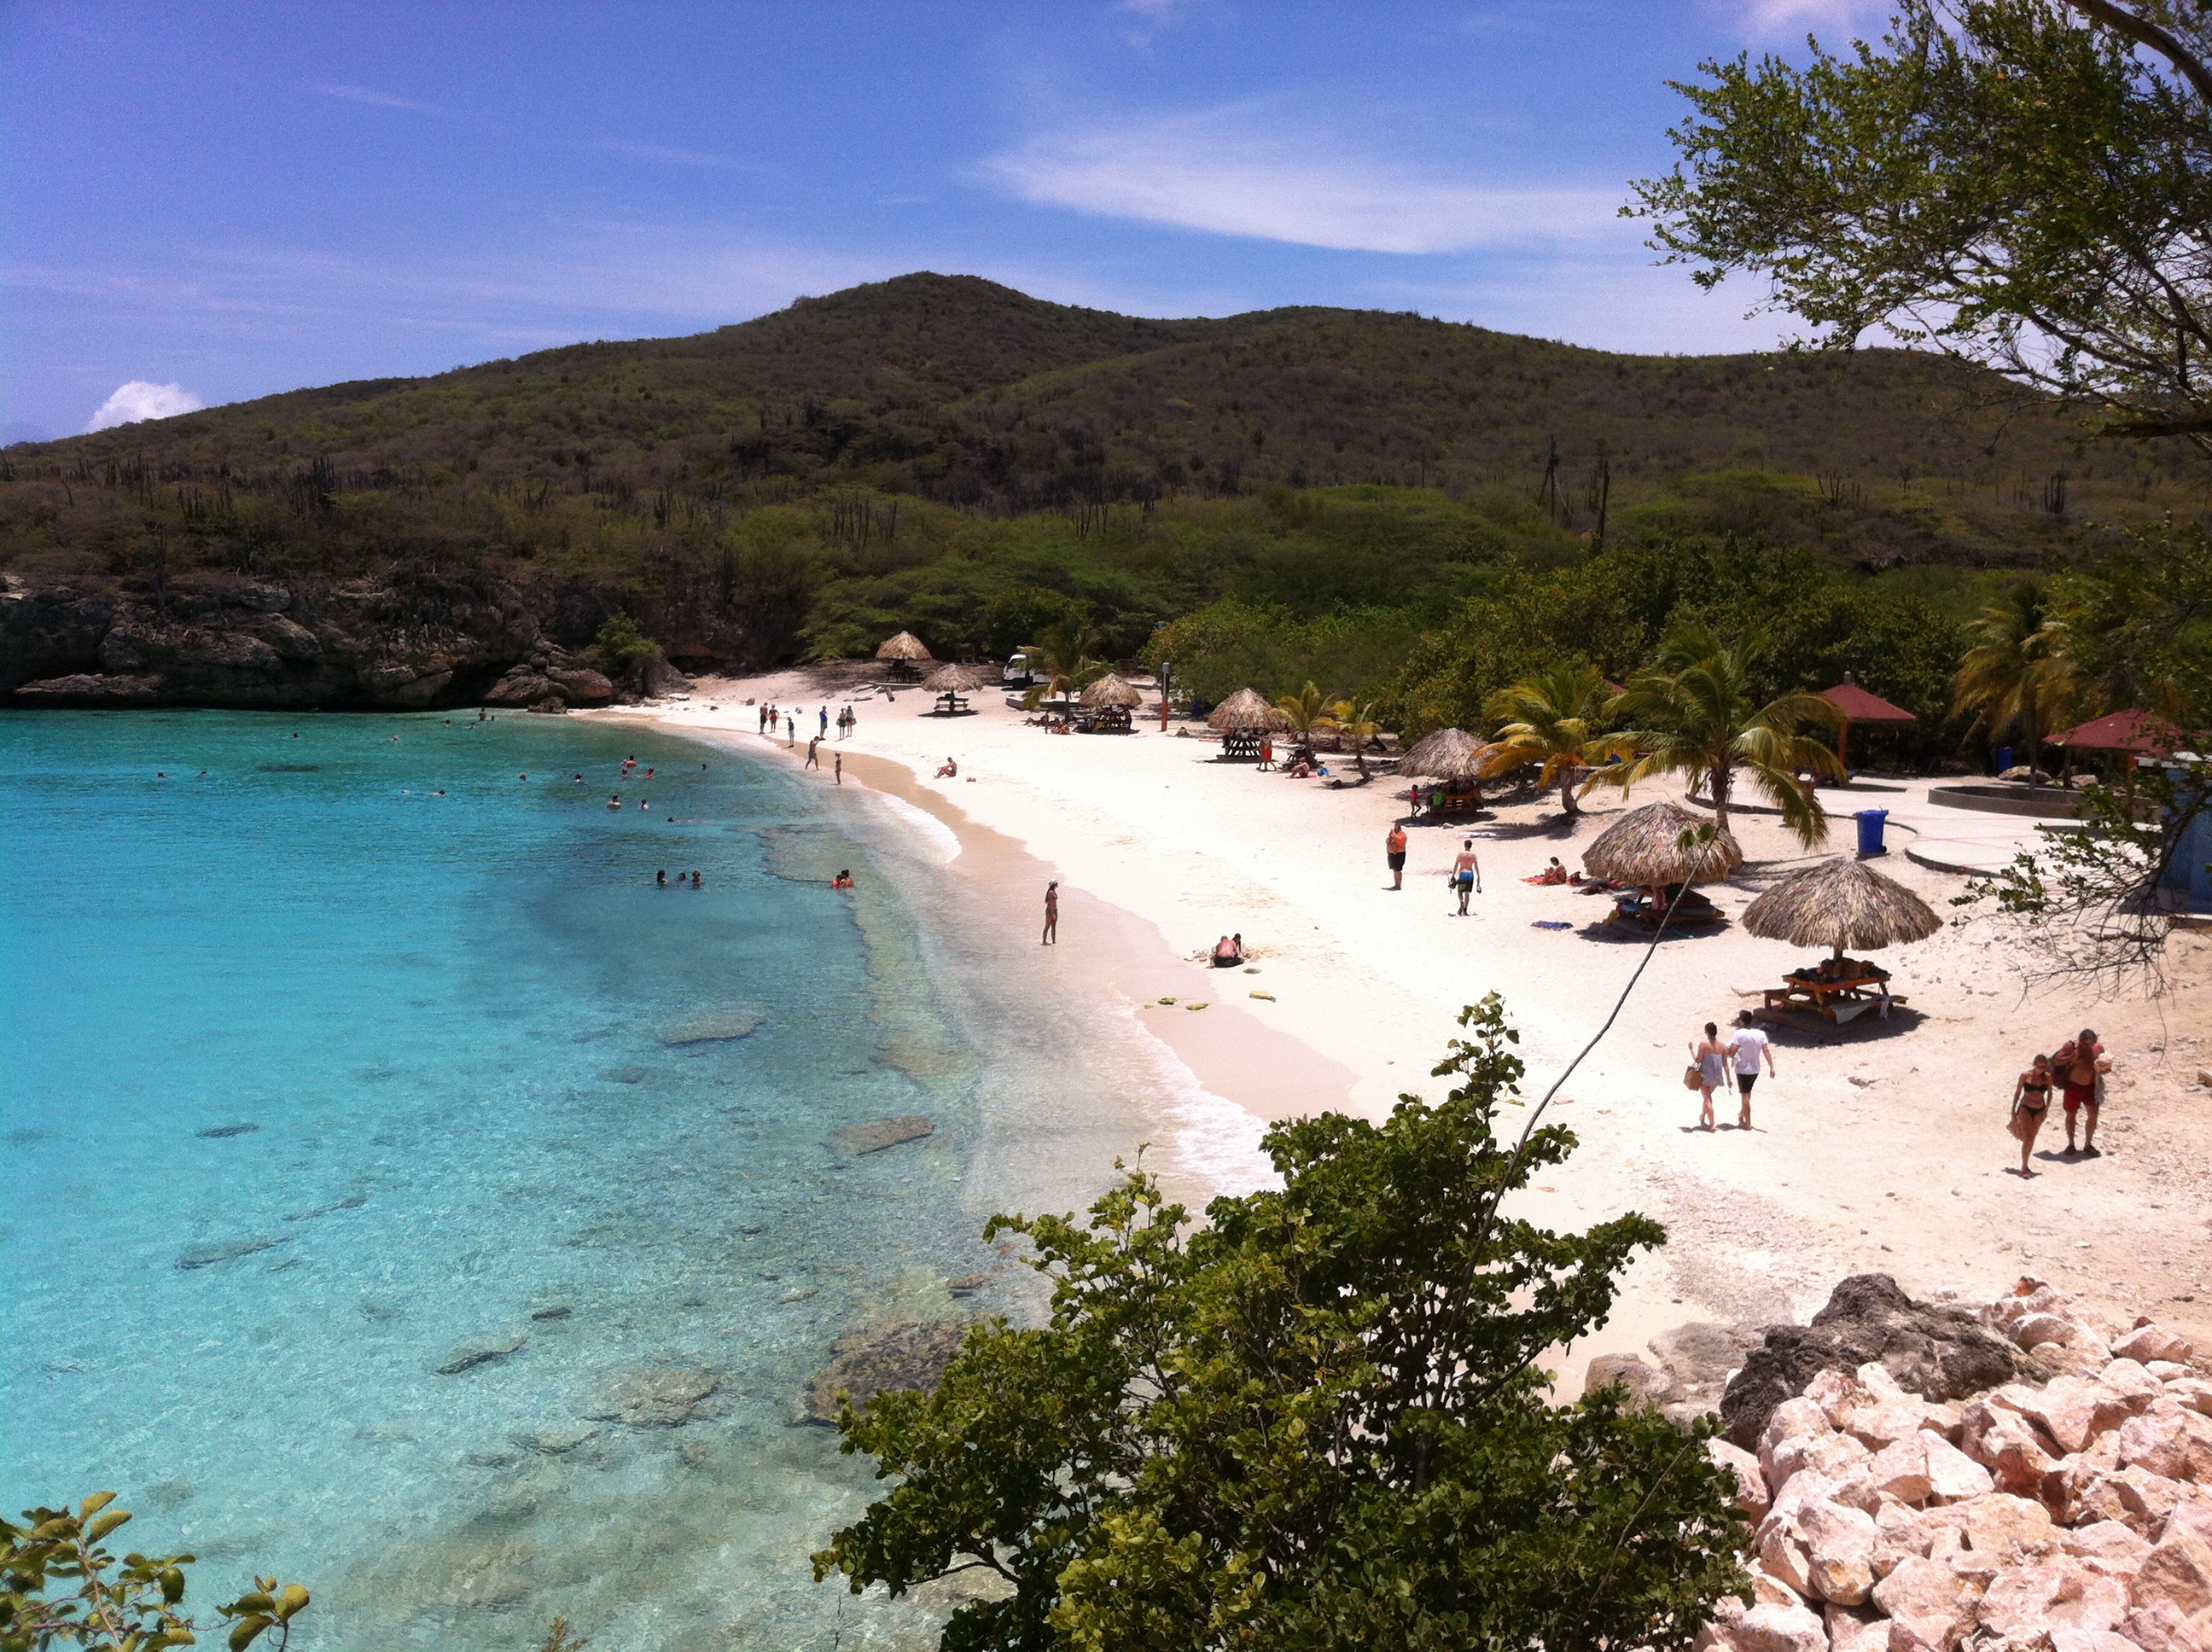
[1324,695,1384,777]
[1952,581,2083,772]
[1020,620,1109,712]
[1480,661,1615,816]
[1600,626,1844,844]
[815,996,1750,1652]
[0,1493,309,1650]
[1631,0,2212,445]
[1272,678,1333,743]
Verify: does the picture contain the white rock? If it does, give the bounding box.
[2064,1520,2154,1577]
[2112,1323,2196,1367]
[1765,1398,1838,1487]
[1824,1602,1892,1652]
[1951,1491,2055,1555]
[2130,1525,2212,1619]
[1867,1439,1935,1506]
[1711,1438,1773,1522]
[1871,1555,1987,1652]
[1802,1500,1882,1605]
[1920,1431,1997,1503]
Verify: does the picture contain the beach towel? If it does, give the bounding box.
[1531,920,1574,930]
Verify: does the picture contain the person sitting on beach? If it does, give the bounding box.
[1211,934,1245,967]
[1525,857,1569,886]
[935,757,958,777]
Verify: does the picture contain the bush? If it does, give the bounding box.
[815,997,1749,1651]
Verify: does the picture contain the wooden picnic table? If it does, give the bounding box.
[1763,967,1906,1024]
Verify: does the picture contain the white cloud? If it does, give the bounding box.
[85,381,207,432]
[1725,0,1886,41]
[981,104,1618,253]
[305,82,456,117]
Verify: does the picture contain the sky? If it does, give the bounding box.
[0,0,1880,442]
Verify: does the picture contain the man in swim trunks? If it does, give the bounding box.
[2052,1027,2110,1155]
[1385,823,1407,890]
[1449,839,1481,916]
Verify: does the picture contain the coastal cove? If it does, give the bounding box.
[0,709,1264,1650]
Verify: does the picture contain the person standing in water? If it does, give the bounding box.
[804,736,821,771]
[833,751,842,785]
[1042,881,1059,945]
[1384,823,1408,890]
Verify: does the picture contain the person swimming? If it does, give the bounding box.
[831,870,854,889]
[608,794,622,808]
[656,870,667,887]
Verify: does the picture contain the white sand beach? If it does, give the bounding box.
[604,672,2212,1386]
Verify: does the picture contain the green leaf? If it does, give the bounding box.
[80,1492,119,1517]
[276,1584,309,1619]
[227,1614,271,1651]
[85,1509,134,1542]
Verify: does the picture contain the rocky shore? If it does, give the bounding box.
[1605,1275,2212,1652]
[0,569,686,711]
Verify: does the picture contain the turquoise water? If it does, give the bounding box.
[0,708,1164,1650]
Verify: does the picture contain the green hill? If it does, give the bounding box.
[1,272,2200,721]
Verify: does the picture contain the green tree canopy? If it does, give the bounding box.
[815,997,1749,1652]
[1633,0,2212,444]
[1599,625,1845,844]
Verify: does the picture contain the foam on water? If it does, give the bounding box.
[0,710,1187,1651]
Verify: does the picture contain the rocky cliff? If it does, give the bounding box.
[1594,1274,2212,1652]
[0,569,656,712]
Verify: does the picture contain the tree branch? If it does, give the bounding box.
[2063,0,2212,106]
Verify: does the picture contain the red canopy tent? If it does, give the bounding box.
[2052,708,2181,757]
[1819,672,1918,773]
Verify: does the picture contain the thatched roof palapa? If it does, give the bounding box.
[1398,727,1493,782]
[1207,687,1291,732]
[1079,672,1144,709]
[1581,800,1744,886]
[1741,856,1941,959]
[876,631,934,662]
[922,663,985,692]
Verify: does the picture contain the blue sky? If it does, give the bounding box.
[1,0,1873,440]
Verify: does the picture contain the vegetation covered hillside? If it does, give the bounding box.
[2,274,2203,738]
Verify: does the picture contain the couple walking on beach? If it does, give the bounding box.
[2005,1028,2111,1177]
[1689,1011,1776,1130]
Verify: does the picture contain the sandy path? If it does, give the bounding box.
[599,672,2212,1384]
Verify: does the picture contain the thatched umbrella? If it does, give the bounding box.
[1207,687,1290,732]
[922,663,985,693]
[1398,727,1492,782]
[1582,800,1744,886]
[1079,672,1144,709]
[1741,857,1940,961]
[876,631,934,663]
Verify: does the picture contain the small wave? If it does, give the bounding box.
[1131,1027,1282,1198]
[871,792,963,862]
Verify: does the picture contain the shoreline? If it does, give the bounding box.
[636,713,1359,1207]
[595,675,2212,1391]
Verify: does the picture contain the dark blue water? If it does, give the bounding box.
[0,709,1099,1649]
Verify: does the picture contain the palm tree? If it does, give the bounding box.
[1599,626,1844,846]
[1325,696,1383,777]
[1273,681,1332,746]
[1021,619,1109,712]
[1953,582,2082,778]
[1479,660,1612,816]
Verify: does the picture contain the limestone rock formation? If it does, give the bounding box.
[1722,1275,2044,1450]
[1694,1275,2212,1652]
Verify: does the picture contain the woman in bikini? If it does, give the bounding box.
[2009,1054,2054,1177]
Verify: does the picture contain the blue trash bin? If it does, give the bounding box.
[1854,809,1889,858]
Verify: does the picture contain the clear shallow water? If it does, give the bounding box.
[0,708,1188,1651]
